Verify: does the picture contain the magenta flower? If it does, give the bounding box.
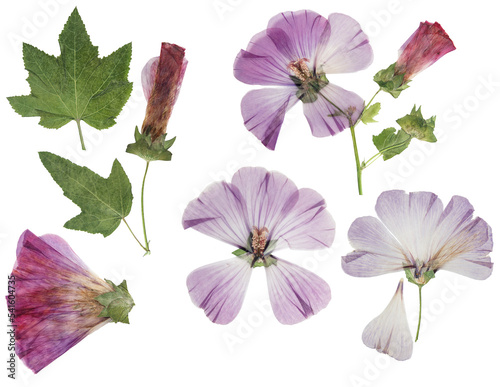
[395,21,456,82]
[182,167,335,324]
[8,230,134,373]
[141,42,188,142]
[233,10,373,150]
[342,190,493,355]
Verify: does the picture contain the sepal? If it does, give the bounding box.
[126,126,176,162]
[373,63,410,98]
[95,279,135,324]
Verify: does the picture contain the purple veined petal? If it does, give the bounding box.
[342,216,410,277]
[182,180,250,248]
[141,56,159,101]
[265,257,331,324]
[430,196,493,279]
[362,279,413,361]
[266,10,331,62]
[241,87,299,150]
[272,188,335,250]
[315,13,373,73]
[375,190,444,266]
[302,83,364,137]
[186,257,252,324]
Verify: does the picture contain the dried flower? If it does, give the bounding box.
[141,42,187,142]
[234,10,373,150]
[8,230,134,373]
[183,167,335,324]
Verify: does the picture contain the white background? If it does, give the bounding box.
[1,0,499,386]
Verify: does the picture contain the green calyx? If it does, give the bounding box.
[126,126,176,162]
[396,106,437,142]
[96,279,135,324]
[373,62,410,98]
[405,268,435,288]
[231,249,277,268]
[291,73,329,103]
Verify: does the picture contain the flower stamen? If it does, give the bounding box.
[252,226,269,258]
[287,58,312,82]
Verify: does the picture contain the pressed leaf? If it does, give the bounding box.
[373,127,412,161]
[361,102,381,124]
[8,8,132,147]
[39,151,133,237]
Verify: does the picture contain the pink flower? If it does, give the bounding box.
[395,22,455,82]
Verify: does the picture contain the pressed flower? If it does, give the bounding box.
[183,167,335,324]
[342,190,493,349]
[234,10,373,150]
[8,230,134,373]
[395,21,456,82]
[362,279,413,361]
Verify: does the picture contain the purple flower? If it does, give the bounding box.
[182,167,335,324]
[342,190,493,280]
[234,10,373,150]
[395,22,455,82]
[362,279,413,361]
[8,230,134,373]
[141,42,187,142]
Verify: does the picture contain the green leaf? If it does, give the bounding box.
[7,8,132,146]
[39,151,133,237]
[372,127,412,161]
[373,62,410,98]
[361,102,381,124]
[126,127,176,162]
[396,105,437,142]
[96,280,135,324]
[232,248,247,256]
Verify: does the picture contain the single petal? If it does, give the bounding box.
[241,87,299,150]
[266,10,331,62]
[302,83,364,137]
[182,180,250,248]
[315,13,373,73]
[265,257,331,324]
[186,257,252,324]
[141,56,158,101]
[362,280,413,361]
[430,196,493,279]
[375,190,444,266]
[342,216,409,277]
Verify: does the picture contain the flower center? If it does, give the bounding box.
[251,226,269,258]
[287,58,329,103]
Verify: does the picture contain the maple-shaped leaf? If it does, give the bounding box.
[39,151,133,237]
[8,8,132,150]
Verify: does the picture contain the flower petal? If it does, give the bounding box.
[302,83,364,137]
[430,196,493,279]
[265,257,331,324]
[141,56,158,101]
[241,87,299,150]
[342,216,409,277]
[315,13,373,73]
[186,257,252,324]
[375,190,444,267]
[182,180,250,248]
[362,280,413,361]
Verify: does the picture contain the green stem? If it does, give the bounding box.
[415,285,423,342]
[350,125,363,195]
[141,161,151,254]
[122,217,148,252]
[76,120,86,151]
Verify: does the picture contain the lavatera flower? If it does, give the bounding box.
[234,10,373,150]
[342,190,493,360]
[182,167,335,324]
[8,230,134,373]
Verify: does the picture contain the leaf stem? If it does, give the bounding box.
[76,120,86,151]
[415,285,423,342]
[122,217,148,252]
[349,125,363,195]
[141,161,151,255]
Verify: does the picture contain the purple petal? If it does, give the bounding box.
[342,216,408,277]
[302,83,364,137]
[266,10,331,62]
[141,56,159,101]
[315,13,373,73]
[265,257,331,324]
[11,230,112,373]
[182,180,250,248]
[375,190,444,266]
[241,87,299,150]
[187,257,252,324]
[430,196,493,279]
[362,280,413,361]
